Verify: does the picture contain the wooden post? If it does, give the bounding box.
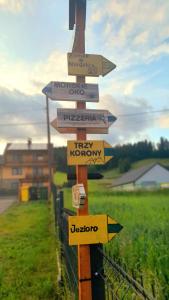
[72,1,92,300]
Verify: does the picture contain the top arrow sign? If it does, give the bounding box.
[68,53,116,77]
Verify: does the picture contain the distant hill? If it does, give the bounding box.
[54,137,169,173]
[103,158,169,179]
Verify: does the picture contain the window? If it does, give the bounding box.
[32,167,43,176]
[33,153,44,161]
[11,181,18,189]
[12,168,22,175]
[12,153,22,162]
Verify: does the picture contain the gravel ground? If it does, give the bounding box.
[0,197,17,214]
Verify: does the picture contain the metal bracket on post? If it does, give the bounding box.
[90,244,106,300]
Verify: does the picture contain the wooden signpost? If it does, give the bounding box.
[68,53,116,77]
[42,81,99,102]
[42,1,121,299]
[67,140,114,165]
[68,214,123,245]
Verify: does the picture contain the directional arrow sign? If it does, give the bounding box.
[67,140,114,165]
[55,108,116,130]
[51,119,108,134]
[68,53,116,77]
[68,214,123,245]
[42,81,99,102]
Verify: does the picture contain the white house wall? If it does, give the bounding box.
[136,165,169,185]
[112,183,135,191]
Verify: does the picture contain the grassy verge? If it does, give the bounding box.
[62,180,169,299]
[0,201,61,300]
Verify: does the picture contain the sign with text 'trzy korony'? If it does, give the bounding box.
[67,140,114,165]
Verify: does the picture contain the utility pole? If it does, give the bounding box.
[72,1,92,300]
[46,95,52,200]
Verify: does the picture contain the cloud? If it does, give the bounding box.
[123,79,141,96]
[0,86,62,144]
[158,115,169,128]
[89,0,169,67]
[147,43,169,61]
[0,50,68,95]
[0,85,78,153]
[88,94,154,144]
[133,31,149,46]
[0,86,159,149]
[0,0,23,12]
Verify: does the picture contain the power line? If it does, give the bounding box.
[0,108,168,127]
[0,121,46,127]
[0,107,45,116]
[117,108,169,117]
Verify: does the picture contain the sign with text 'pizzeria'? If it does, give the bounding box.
[67,140,114,165]
[56,108,116,129]
[68,214,123,245]
[68,53,116,77]
[42,81,99,102]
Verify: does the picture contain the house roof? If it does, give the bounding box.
[6,143,49,151]
[111,163,164,187]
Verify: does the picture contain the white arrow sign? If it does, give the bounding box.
[42,81,99,102]
[51,108,116,134]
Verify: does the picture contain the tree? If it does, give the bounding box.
[118,158,131,173]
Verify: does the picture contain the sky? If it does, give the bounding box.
[0,0,169,153]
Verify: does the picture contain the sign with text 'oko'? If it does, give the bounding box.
[68,53,116,77]
[67,140,114,165]
[68,214,123,245]
[42,81,99,102]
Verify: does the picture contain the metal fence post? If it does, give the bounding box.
[52,184,57,227]
[90,244,105,300]
[58,191,64,244]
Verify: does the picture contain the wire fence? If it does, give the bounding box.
[97,247,155,300]
[53,186,156,300]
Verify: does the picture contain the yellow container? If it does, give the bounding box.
[21,186,29,202]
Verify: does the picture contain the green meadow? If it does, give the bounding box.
[0,201,63,300]
[56,170,169,299]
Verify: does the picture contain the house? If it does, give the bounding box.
[0,139,54,200]
[0,155,4,194]
[111,163,169,191]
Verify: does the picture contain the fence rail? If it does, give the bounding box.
[52,186,156,300]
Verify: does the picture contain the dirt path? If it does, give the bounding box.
[0,197,17,214]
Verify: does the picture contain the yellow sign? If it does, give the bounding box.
[68,53,116,77]
[68,214,123,245]
[67,140,114,165]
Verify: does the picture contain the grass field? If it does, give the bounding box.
[0,201,62,300]
[54,167,169,299]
